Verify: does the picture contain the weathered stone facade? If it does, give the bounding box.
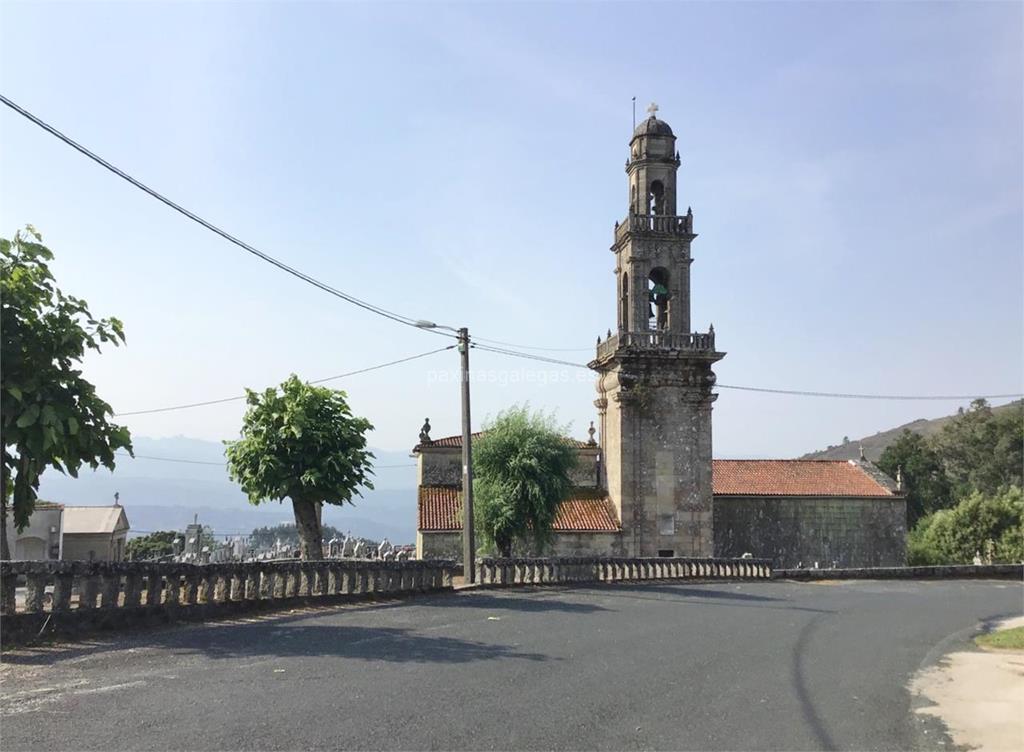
[714,496,907,568]
[590,109,723,558]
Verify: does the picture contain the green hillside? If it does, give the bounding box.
[800,400,1023,461]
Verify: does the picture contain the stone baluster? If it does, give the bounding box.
[242,569,258,600]
[24,570,49,613]
[0,565,16,615]
[209,569,225,603]
[98,569,119,614]
[79,571,101,610]
[253,568,267,600]
[53,570,74,612]
[122,570,142,608]
[297,566,311,597]
[199,569,215,603]
[284,566,299,598]
[148,569,166,606]
[164,571,181,606]
[228,569,242,601]
[181,570,199,605]
[265,568,280,599]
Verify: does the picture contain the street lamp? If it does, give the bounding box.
[416,321,476,584]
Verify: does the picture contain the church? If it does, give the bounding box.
[415,108,907,568]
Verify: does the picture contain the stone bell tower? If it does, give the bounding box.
[590,104,724,557]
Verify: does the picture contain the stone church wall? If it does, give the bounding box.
[713,496,907,568]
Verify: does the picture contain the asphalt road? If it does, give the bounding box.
[1,580,1020,751]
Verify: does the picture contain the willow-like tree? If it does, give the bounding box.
[1,227,132,560]
[224,376,374,559]
[473,406,577,557]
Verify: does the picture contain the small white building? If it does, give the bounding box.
[4,501,63,560]
[61,506,130,562]
[4,502,130,561]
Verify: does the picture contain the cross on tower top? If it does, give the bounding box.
[646,102,659,117]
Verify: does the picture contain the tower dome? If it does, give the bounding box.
[632,116,674,138]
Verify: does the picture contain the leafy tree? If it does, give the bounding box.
[907,486,1023,565]
[1,227,132,560]
[473,406,577,557]
[932,399,1023,499]
[877,430,952,527]
[126,530,179,561]
[224,375,374,560]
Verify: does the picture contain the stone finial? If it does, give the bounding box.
[587,421,597,446]
[687,206,693,216]
[859,444,866,462]
[607,328,612,339]
[596,336,601,345]
[646,101,659,117]
[709,323,715,334]
[419,418,432,445]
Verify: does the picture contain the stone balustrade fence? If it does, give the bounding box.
[476,556,772,586]
[0,561,456,622]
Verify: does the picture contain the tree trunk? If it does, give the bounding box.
[1,455,11,561]
[0,496,9,561]
[291,497,324,560]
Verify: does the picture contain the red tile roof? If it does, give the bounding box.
[712,460,896,497]
[416,432,592,451]
[418,486,620,532]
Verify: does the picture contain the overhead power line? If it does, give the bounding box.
[470,343,1023,401]
[0,94,455,339]
[473,336,594,353]
[114,346,454,416]
[713,384,1024,401]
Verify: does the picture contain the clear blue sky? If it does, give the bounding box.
[1,1,1021,458]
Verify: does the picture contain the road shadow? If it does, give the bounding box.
[164,622,555,665]
[605,583,781,602]
[574,583,836,615]
[435,590,612,614]
[3,620,554,667]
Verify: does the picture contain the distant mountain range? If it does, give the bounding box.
[37,436,420,543]
[800,400,1022,462]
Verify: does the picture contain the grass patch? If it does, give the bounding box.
[975,626,1024,651]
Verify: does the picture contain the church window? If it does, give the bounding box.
[621,273,629,330]
[649,180,665,215]
[648,267,670,330]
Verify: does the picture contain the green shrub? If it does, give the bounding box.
[907,486,1023,565]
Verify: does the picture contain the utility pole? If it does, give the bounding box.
[458,327,476,584]
[416,319,476,584]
